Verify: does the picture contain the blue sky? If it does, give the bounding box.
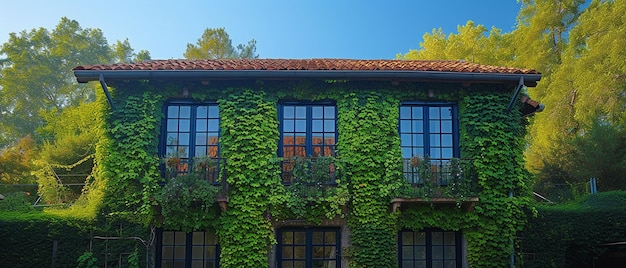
[0,0,522,60]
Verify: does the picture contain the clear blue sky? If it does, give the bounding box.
[0,0,522,60]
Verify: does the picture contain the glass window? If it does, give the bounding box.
[398,230,461,268]
[280,103,336,158]
[157,230,219,268]
[400,104,457,184]
[163,102,220,179]
[279,103,337,184]
[277,228,340,268]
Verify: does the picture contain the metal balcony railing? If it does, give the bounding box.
[280,157,338,185]
[399,158,477,199]
[163,157,228,197]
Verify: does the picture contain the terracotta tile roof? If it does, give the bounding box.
[73,58,539,74]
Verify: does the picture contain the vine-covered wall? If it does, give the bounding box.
[95,79,532,268]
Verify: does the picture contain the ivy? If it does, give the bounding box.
[94,80,534,268]
[337,91,402,268]
[217,89,281,268]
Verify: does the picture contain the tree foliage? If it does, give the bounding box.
[0,17,150,148]
[0,136,38,184]
[184,27,258,59]
[399,0,626,195]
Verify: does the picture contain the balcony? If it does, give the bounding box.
[280,156,338,198]
[393,157,479,212]
[163,156,229,209]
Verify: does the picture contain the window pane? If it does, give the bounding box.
[294,246,305,258]
[402,148,412,158]
[400,120,411,133]
[401,231,414,245]
[168,106,179,118]
[312,120,322,132]
[179,134,190,146]
[401,134,412,147]
[413,134,424,147]
[167,119,179,132]
[283,120,294,132]
[432,246,443,259]
[442,148,453,159]
[196,119,207,131]
[284,106,294,119]
[324,106,335,118]
[415,232,426,244]
[179,119,190,131]
[312,232,323,244]
[412,120,424,133]
[402,246,414,259]
[312,106,323,118]
[282,232,293,244]
[432,232,443,245]
[208,106,219,118]
[400,106,411,118]
[295,107,306,119]
[282,246,293,258]
[444,246,456,259]
[295,120,306,132]
[429,107,440,119]
[324,119,335,132]
[415,245,426,259]
[197,106,207,118]
[180,106,191,118]
[208,119,219,132]
[195,134,207,145]
[430,121,440,133]
[412,107,423,119]
[430,134,440,146]
[441,135,452,147]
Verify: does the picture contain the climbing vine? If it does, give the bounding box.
[217,89,281,267]
[94,79,533,268]
[337,91,403,268]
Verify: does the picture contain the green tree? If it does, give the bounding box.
[112,38,151,63]
[0,135,38,184]
[524,0,626,189]
[183,27,258,59]
[0,17,111,147]
[398,21,514,66]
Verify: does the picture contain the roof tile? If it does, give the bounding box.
[73,59,539,74]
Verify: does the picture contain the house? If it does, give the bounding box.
[73,59,542,268]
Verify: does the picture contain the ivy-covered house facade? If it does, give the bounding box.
[73,59,542,268]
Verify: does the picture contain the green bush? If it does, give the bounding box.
[519,191,626,267]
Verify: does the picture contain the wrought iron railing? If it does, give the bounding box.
[280,156,339,198]
[280,157,338,183]
[399,157,477,199]
[163,157,228,197]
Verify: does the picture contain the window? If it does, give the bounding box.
[279,103,337,184]
[399,104,458,184]
[398,229,462,268]
[279,103,337,158]
[162,102,220,178]
[157,230,220,268]
[277,228,341,268]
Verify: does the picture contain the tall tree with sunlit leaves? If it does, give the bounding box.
[184,27,258,59]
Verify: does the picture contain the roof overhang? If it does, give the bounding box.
[74,69,541,87]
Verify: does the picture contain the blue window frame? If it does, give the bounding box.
[156,230,220,268]
[279,103,337,158]
[398,229,462,268]
[161,101,220,177]
[400,103,459,183]
[277,227,341,268]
